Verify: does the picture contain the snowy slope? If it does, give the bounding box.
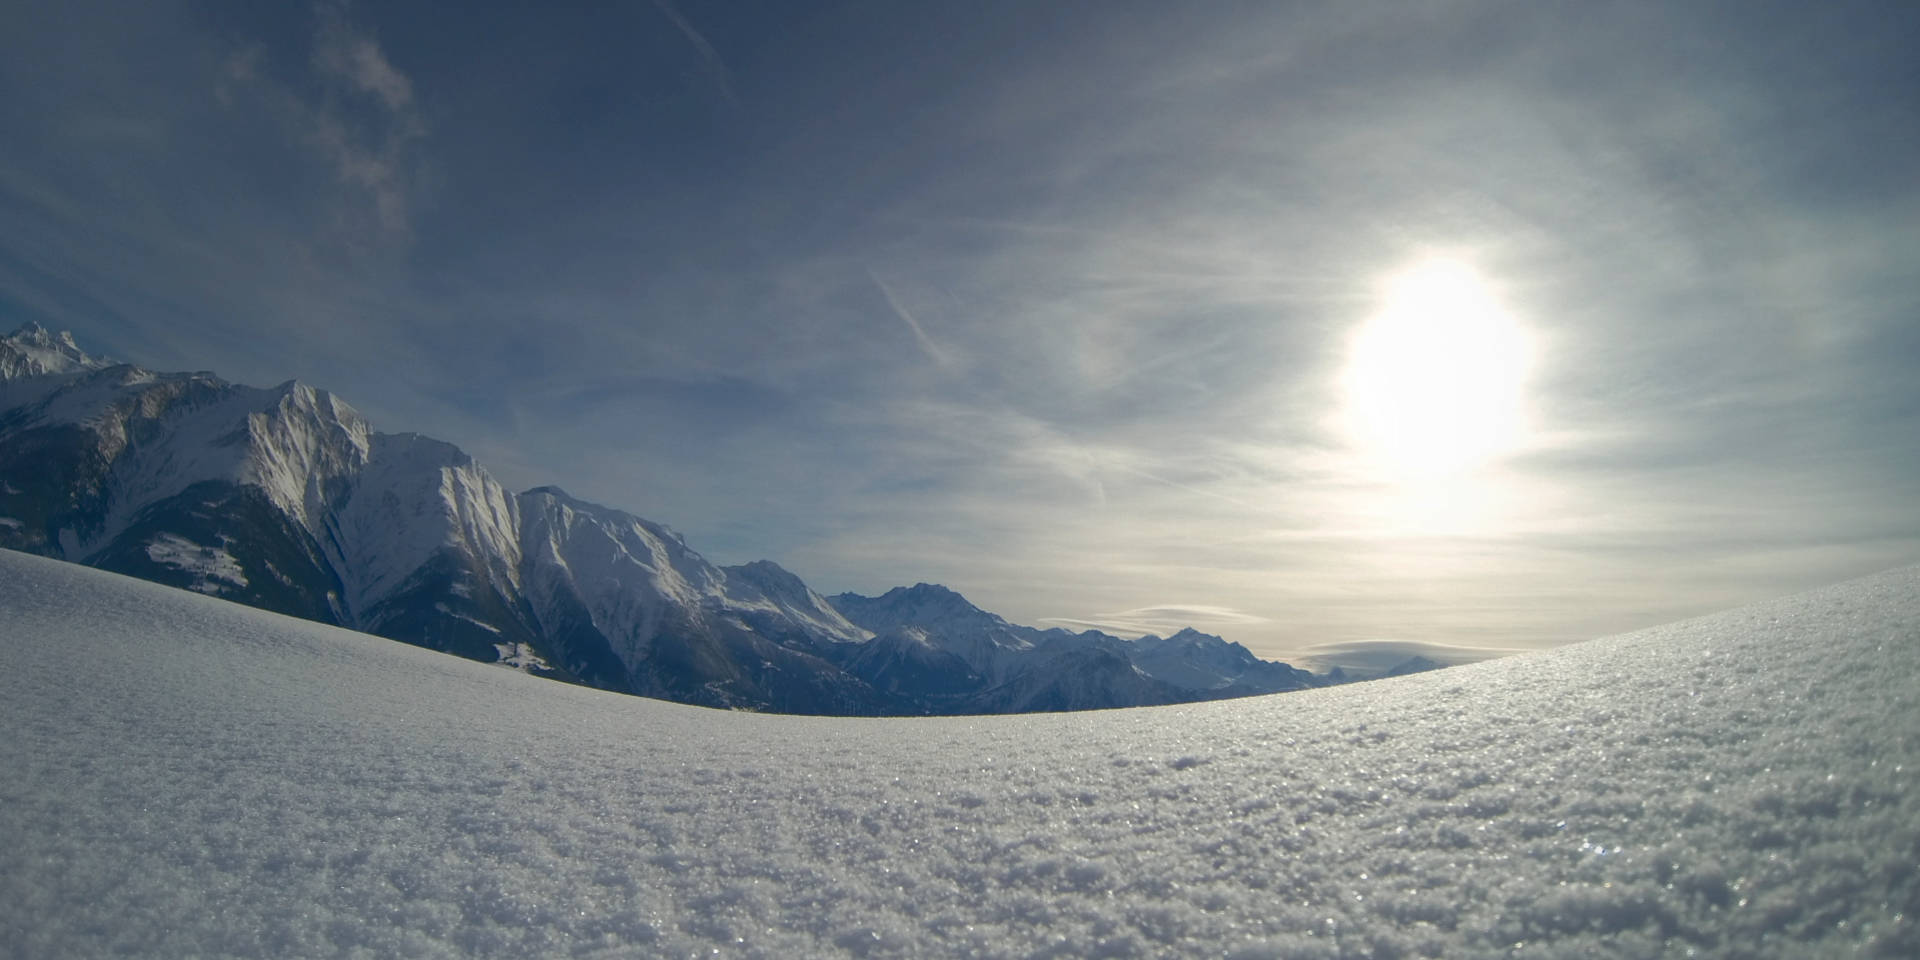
[2,547,1913,959]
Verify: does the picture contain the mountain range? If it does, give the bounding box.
[0,323,1427,713]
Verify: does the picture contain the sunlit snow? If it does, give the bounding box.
[143,533,249,594]
[1,549,1914,958]
[493,641,554,673]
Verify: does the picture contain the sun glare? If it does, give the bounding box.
[1343,258,1532,480]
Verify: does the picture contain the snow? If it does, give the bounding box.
[143,533,248,594]
[834,584,1044,684]
[438,602,504,634]
[0,322,105,381]
[1,547,1915,958]
[0,347,525,633]
[721,559,873,644]
[518,486,735,665]
[0,517,19,530]
[493,641,553,673]
[326,432,524,618]
[233,381,373,530]
[4,364,377,561]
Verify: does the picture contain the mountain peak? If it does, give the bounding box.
[6,322,65,349]
[724,559,815,601]
[899,581,963,599]
[829,581,1030,657]
[1161,627,1244,651]
[524,484,665,528]
[1,323,108,380]
[875,582,994,619]
[731,558,800,581]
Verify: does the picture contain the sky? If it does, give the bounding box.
[1,0,1916,663]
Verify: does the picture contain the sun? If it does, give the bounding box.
[1342,258,1532,479]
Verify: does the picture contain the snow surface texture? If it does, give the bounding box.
[1,549,1915,959]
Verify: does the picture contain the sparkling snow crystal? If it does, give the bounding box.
[1,549,1914,958]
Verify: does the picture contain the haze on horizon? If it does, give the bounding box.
[1,0,1916,663]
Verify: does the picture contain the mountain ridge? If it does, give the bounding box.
[0,324,1416,713]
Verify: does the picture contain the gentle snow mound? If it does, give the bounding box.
[0,549,1915,958]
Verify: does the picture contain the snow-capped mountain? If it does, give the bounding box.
[0,323,1351,714]
[0,322,98,380]
[830,584,1323,712]
[1129,627,1324,693]
[831,583,1039,684]
[514,485,882,713]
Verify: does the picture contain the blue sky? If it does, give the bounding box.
[3,0,1917,661]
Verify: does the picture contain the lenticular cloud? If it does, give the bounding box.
[1,548,1914,958]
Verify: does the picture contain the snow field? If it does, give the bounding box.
[0,548,1915,958]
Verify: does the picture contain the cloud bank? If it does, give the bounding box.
[1286,638,1527,675]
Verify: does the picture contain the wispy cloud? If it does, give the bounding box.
[314,3,413,111]
[214,44,261,108]
[867,267,953,369]
[220,2,426,238]
[307,2,424,235]
[650,0,738,106]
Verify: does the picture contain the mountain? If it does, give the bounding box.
[0,323,97,379]
[828,583,1182,712]
[1129,627,1319,695]
[829,586,1323,712]
[513,485,881,714]
[0,323,1354,714]
[831,583,1039,684]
